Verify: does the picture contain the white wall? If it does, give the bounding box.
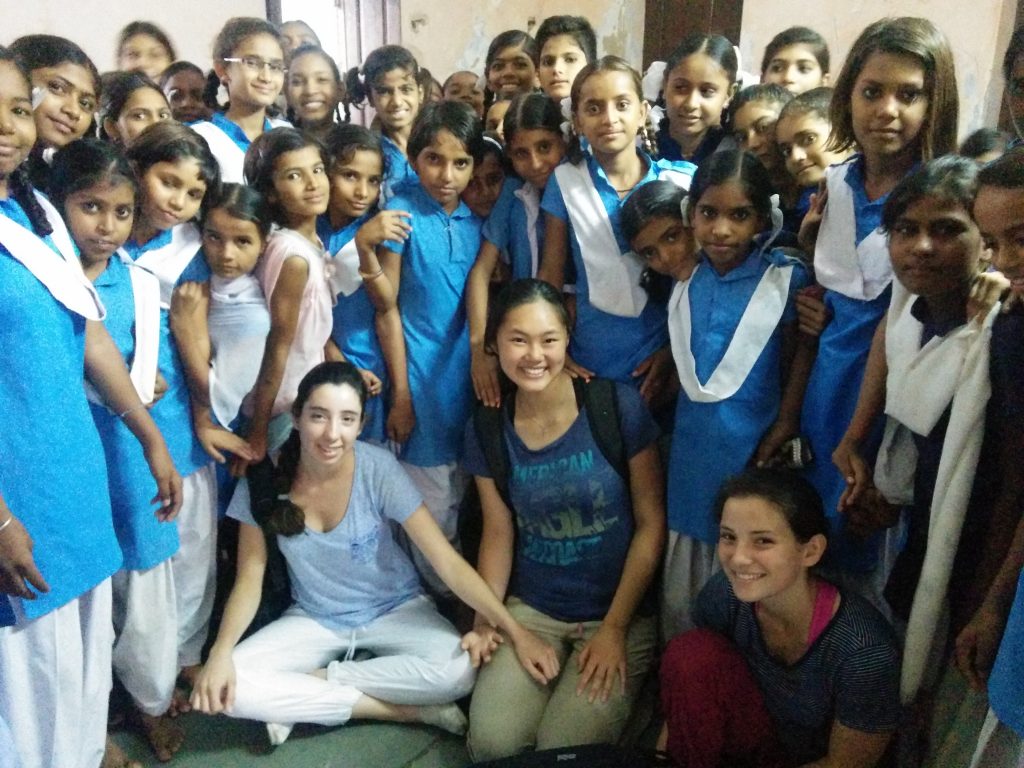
[738,0,1017,139]
[4,0,265,74]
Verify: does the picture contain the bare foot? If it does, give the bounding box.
[101,736,143,768]
[136,711,185,763]
[168,666,201,716]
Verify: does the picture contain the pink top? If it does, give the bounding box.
[807,580,839,647]
[253,226,334,417]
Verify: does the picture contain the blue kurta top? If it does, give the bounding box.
[90,257,179,570]
[317,212,388,443]
[0,198,121,625]
[381,134,418,202]
[123,228,211,477]
[801,156,895,572]
[382,184,481,465]
[541,152,695,383]
[669,243,808,540]
[989,567,1024,738]
[483,177,545,280]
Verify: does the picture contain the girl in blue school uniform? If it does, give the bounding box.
[50,139,185,763]
[190,18,290,183]
[0,49,180,768]
[358,100,485,594]
[317,123,406,444]
[468,92,567,407]
[538,56,695,396]
[622,154,813,640]
[344,46,424,201]
[655,34,737,167]
[122,120,223,693]
[801,17,959,597]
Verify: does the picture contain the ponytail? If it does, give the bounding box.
[266,429,305,536]
[9,163,52,237]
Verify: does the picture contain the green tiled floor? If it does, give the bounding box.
[111,715,472,767]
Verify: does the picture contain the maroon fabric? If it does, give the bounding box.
[660,628,787,768]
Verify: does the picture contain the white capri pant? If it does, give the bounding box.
[399,462,468,597]
[171,463,218,667]
[111,559,178,716]
[229,594,476,726]
[0,580,113,768]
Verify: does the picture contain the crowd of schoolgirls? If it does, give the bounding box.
[1,10,1023,768]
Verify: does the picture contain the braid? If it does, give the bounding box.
[204,70,224,111]
[639,119,657,157]
[9,165,52,237]
[267,429,305,536]
[566,124,585,164]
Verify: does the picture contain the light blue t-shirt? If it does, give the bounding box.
[90,257,179,571]
[381,183,481,466]
[228,441,425,629]
[381,135,418,202]
[0,198,121,625]
[541,152,695,382]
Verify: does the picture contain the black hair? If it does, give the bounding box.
[10,34,101,98]
[665,33,738,88]
[442,70,481,91]
[49,138,138,216]
[760,26,830,76]
[407,100,485,164]
[959,128,1011,161]
[126,121,221,212]
[284,45,344,127]
[417,67,442,100]
[977,146,1024,190]
[568,56,655,163]
[279,20,321,50]
[502,91,562,147]
[322,122,384,171]
[158,60,205,89]
[0,47,52,237]
[777,86,833,124]
[728,83,793,124]
[882,155,980,233]
[486,30,539,70]
[98,71,168,142]
[269,361,368,536]
[484,278,570,356]
[1004,27,1024,82]
[206,17,285,110]
[242,126,325,223]
[688,149,775,224]
[117,21,177,64]
[200,182,272,240]
[714,468,828,543]
[343,45,419,112]
[621,179,686,244]
[535,15,598,64]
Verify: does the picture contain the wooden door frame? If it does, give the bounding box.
[643,0,744,69]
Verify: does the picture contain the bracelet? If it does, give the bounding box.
[358,267,384,281]
[118,401,147,419]
[0,516,13,534]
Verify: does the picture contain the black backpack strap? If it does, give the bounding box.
[576,377,628,481]
[473,400,514,509]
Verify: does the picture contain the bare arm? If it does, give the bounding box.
[169,281,212,409]
[374,247,415,444]
[537,213,568,290]
[577,444,666,701]
[191,520,267,714]
[84,319,182,519]
[756,326,818,466]
[799,722,892,768]
[468,241,503,406]
[401,505,559,683]
[233,255,309,473]
[0,492,49,599]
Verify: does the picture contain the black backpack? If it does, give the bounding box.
[472,377,628,509]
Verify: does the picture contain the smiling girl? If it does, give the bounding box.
[191,17,290,183]
[99,71,172,148]
[284,45,343,142]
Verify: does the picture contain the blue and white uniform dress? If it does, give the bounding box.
[89,251,182,717]
[190,112,291,184]
[483,177,546,280]
[542,152,695,383]
[661,235,807,638]
[800,156,897,592]
[0,192,120,768]
[124,223,218,667]
[381,183,481,594]
[318,212,388,443]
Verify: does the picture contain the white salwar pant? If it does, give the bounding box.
[111,559,178,715]
[399,462,468,597]
[229,595,475,726]
[170,463,217,667]
[0,580,113,768]
[970,708,1024,768]
[660,531,720,643]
